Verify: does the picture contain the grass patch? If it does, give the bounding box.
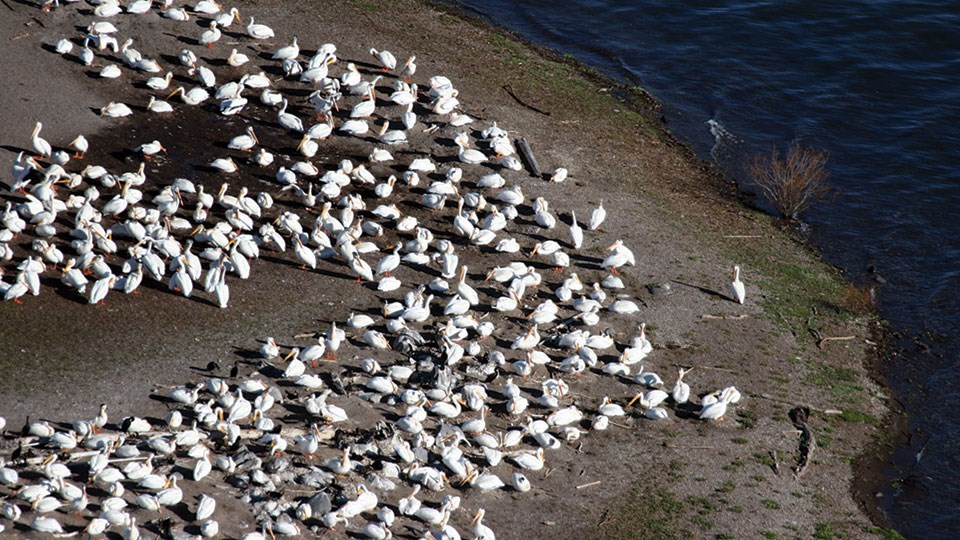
[761,499,781,510]
[722,458,746,472]
[693,515,714,530]
[687,496,718,516]
[483,31,659,136]
[841,408,878,424]
[596,489,684,540]
[860,525,905,539]
[716,480,736,493]
[761,531,779,539]
[736,408,758,428]
[814,522,846,539]
[720,225,850,340]
[731,437,749,445]
[806,364,864,403]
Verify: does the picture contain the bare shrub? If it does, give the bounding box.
[749,143,832,220]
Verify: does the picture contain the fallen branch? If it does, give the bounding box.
[691,364,739,373]
[516,137,542,178]
[722,235,763,239]
[808,328,857,349]
[701,313,750,320]
[576,480,601,490]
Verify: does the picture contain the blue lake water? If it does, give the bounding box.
[448,0,960,536]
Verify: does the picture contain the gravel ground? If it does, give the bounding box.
[0,0,895,538]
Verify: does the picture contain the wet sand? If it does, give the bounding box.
[0,0,895,538]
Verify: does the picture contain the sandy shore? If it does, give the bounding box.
[0,0,896,538]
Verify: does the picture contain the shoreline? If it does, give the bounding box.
[0,0,901,537]
[432,4,907,529]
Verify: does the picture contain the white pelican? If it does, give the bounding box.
[730,265,746,304]
[95,2,122,17]
[55,38,73,54]
[193,65,216,88]
[100,64,123,79]
[400,54,417,81]
[456,265,480,305]
[362,329,390,350]
[157,476,183,506]
[137,140,166,158]
[699,387,736,421]
[228,127,258,151]
[672,367,692,404]
[79,38,94,65]
[30,121,51,158]
[127,0,152,14]
[602,239,636,273]
[550,167,568,183]
[589,199,606,230]
[378,121,407,145]
[510,324,540,350]
[278,99,303,132]
[292,235,316,269]
[246,16,275,39]
[31,516,64,534]
[291,133,317,157]
[568,210,584,249]
[199,21,221,48]
[376,245,401,276]
[68,134,89,158]
[497,185,524,206]
[215,7,240,26]
[168,86,209,105]
[350,89,377,118]
[210,157,237,173]
[162,6,189,20]
[273,36,299,60]
[350,252,374,282]
[88,275,116,304]
[227,48,250,66]
[146,71,173,91]
[147,96,174,113]
[454,132,486,164]
[193,0,221,14]
[196,494,216,521]
[369,48,397,71]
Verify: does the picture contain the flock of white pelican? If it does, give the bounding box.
[0,0,749,537]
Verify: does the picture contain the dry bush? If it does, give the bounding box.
[839,283,875,313]
[749,143,832,220]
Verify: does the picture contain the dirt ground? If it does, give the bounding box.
[0,0,897,538]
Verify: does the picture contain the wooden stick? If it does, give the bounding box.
[722,235,763,239]
[702,313,750,320]
[691,364,739,373]
[808,328,857,349]
[576,480,601,490]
